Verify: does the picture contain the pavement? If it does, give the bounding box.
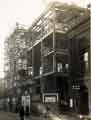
[0,111,46,120]
[48,112,91,120]
[47,112,80,120]
[0,111,17,120]
[0,111,90,120]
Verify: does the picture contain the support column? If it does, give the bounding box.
[89,7,91,115]
[40,18,44,98]
[53,8,56,72]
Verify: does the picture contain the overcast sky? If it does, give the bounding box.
[0,0,90,77]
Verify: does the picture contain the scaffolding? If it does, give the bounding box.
[4,2,90,114]
[26,2,90,114]
[26,2,89,78]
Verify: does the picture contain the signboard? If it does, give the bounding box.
[43,93,58,103]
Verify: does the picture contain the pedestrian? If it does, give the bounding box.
[25,106,30,120]
[19,105,24,120]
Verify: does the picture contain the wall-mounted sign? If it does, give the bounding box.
[43,93,58,103]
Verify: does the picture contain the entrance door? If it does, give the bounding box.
[56,77,69,111]
[80,85,89,115]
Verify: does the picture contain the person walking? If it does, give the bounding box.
[19,105,25,120]
[25,106,30,120]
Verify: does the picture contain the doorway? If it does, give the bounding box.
[56,77,69,112]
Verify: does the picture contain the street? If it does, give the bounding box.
[0,111,82,120]
[0,111,18,120]
[1,1,90,120]
[0,111,45,120]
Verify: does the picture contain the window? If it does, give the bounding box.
[65,64,69,72]
[84,52,88,62]
[84,52,89,72]
[57,63,62,72]
[28,67,33,76]
[40,66,43,75]
[57,63,69,72]
[80,51,89,74]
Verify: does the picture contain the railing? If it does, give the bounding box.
[55,48,69,55]
[42,48,69,56]
[31,18,54,46]
[43,63,53,74]
[42,47,54,56]
[55,23,70,33]
[42,21,54,36]
[67,13,89,31]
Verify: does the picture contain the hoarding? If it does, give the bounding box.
[43,93,58,103]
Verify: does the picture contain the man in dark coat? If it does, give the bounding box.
[25,106,30,120]
[19,106,24,120]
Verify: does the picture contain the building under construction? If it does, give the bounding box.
[4,2,90,115]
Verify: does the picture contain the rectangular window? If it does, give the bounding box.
[80,51,89,74]
[57,63,62,72]
[84,52,89,72]
[84,52,88,62]
[65,64,69,72]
